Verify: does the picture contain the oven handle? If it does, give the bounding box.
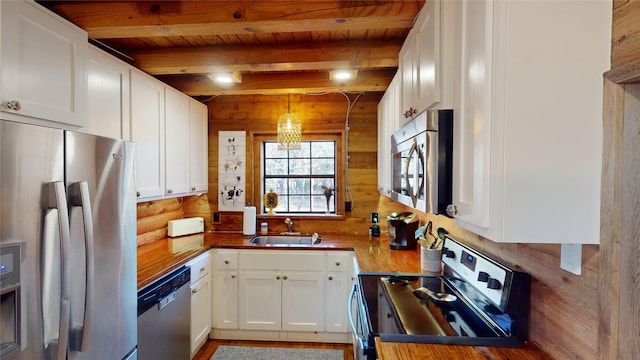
[348,282,365,350]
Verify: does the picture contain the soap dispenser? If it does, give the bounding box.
[260,221,268,235]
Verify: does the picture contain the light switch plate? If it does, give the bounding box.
[560,243,582,275]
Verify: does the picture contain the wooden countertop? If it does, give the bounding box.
[375,338,553,360]
[137,231,550,360]
[137,231,420,288]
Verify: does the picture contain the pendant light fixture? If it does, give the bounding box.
[277,94,302,150]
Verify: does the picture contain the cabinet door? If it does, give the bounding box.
[190,275,211,355]
[399,30,418,126]
[416,0,441,111]
[165,87,191,197]
[1,0,87,127]
[238,271,281,331]
[130,70,165,200]
[377,73,400,197]
[450,0,493,231]
[281,271,324,332]
[189,99,208,193]
[85,45,130,140]
[325,272,351,333]
[213,270,238,329]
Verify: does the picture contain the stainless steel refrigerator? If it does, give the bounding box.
[0,119,137,360]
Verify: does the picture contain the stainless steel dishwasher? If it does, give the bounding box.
[137,266,191,360]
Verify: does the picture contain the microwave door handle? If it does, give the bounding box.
[348,283,365,350]
[68,181,94,352]
[42,181,72,360]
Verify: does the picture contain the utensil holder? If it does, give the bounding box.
[420,246,442,273]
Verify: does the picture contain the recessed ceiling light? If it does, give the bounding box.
[207,72,242,84]
[330,69,358,81]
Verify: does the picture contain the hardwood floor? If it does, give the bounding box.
[193,339,355,360]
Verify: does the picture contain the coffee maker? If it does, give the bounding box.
[387,212,419,250]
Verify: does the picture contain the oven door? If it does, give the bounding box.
[348,283,375,360]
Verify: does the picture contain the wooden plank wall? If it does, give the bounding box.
[136,91,603,359]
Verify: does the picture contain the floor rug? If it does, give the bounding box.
[210,345,343,360]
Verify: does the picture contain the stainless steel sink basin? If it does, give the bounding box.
[249,235,320,246]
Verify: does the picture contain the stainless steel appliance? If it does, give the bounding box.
[391,109,453,214]
[386,212,419,250]
[348,236,530,359]
[0,119,137,360]
[137,267,191,360]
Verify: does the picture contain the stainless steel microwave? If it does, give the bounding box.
[390,109,453,215]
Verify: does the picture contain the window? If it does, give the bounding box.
[261,139,337,214]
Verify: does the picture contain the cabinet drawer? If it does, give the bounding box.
[213,250,238,269]
[326,252,353,272]
[187,251,211,283]
[239,251,324,271]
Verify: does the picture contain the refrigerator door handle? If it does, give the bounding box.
[42,181,72,360]
[68,181,95,352]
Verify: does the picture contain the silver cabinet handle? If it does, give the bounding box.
[192,288,198,294]
[200,266,206,272]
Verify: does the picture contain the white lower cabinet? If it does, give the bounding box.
[186,251,212,358]
[210,249,353,343]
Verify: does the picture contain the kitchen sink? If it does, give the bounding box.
[249,235,320,246]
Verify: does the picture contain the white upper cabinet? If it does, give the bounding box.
[131,69,166,200]
[85,45,131,140]
[449,0,610,244]
[1,0,87,127]
[165,87,191,197]
[398,1,443,125]
[189,99,209,193]
[377,72,400,198]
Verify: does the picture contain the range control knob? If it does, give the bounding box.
[477,271,490,282]
[487,278,502,290]
[444,250,456,259]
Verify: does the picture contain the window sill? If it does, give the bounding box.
[257,213,345,220]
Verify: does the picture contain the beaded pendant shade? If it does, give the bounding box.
[277,94,301,150]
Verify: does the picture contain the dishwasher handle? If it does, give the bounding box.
[348,283,366,351]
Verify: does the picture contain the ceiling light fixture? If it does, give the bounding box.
[330,69,358,81]
[277,94,302,151]
[207,71,242,84]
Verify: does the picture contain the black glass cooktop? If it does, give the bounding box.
[358,273,522,347]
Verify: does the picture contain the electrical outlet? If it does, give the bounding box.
[370,212,379,223]
[212,212,221,223]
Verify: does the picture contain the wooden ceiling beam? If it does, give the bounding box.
[45,1,423,39]
[129,39,401,75]
[158,69,395,96]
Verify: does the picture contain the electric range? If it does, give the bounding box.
[348,236,530,359]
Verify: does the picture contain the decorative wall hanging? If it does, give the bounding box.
[218,131,246,211]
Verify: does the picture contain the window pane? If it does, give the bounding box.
[312,141,335,157]
[265,142,288,158]
[289,178,310,195]
[289,195,311,212]
[265,158,287,175]
[289,143,310,158]
[289,158,310,175]
[265,178,287,195]
[312,158,334,175]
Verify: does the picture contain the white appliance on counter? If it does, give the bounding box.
[0,120,137,360]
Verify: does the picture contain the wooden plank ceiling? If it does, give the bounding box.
[39,0,425,96]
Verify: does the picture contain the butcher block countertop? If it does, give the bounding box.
[137,231,551,360]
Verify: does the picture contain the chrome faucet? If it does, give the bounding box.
[285,218,294,233]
